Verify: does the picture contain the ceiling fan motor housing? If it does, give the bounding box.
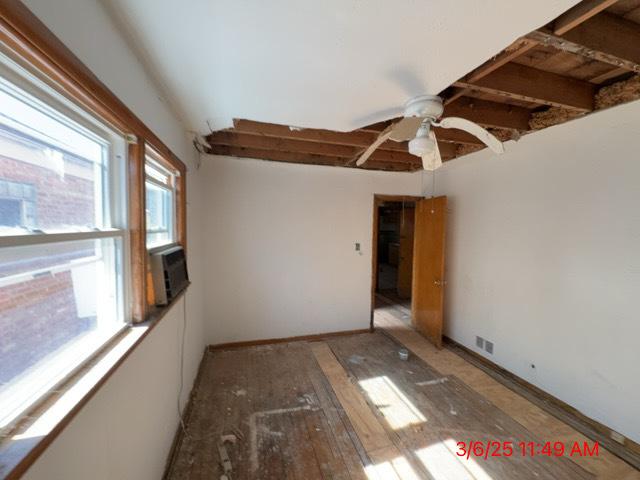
[404,95,444,120]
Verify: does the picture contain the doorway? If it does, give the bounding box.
[370,194,448,348]
[372,197,417,325]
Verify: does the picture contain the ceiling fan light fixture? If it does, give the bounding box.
[356,94,504,170]
[408,126,435,157]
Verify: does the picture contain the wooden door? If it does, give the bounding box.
[396,206,415,298]
[411,196,447,348]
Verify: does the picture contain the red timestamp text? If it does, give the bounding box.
[456,440,599,460]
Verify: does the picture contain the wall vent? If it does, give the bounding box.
[475,336,484,349]
[485,341,494,354]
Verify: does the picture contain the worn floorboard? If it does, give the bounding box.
[166,313,639,479]
[324,332,592,480]
[165,342,366,479]
[375,304,640,480]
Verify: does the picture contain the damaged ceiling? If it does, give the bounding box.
[205,0,640,171]
[102,0,579,132]
[102,0,640,172]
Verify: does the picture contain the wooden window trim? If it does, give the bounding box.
[129,140,148,323]
[0,1,190,477]
[0,1,187,174]
[0,0,187,322]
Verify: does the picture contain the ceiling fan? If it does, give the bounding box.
[356,95,505,170]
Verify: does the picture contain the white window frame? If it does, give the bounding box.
[0,49,130,431]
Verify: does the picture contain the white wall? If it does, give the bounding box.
[17,0,639,467]
[20,1,206,478]
[202,156,423,344]
[432,100,640,443]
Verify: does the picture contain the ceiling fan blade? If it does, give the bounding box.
[438,117,505,154]
[422,130,442,171]
[389,116,422,142]
[356,123,394,166]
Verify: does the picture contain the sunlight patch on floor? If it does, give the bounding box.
[359,375,426,430]
[442,438,494,480]
[415,438,495,480]
[365,454,420,480]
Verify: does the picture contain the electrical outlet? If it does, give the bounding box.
[475,336,484,349]
[485,341,494,354]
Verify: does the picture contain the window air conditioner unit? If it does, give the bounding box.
[150,246,189,306]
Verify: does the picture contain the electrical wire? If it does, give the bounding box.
[177,296,190,438]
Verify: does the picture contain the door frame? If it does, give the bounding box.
[370,194,424,330]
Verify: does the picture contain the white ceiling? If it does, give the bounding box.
[103,0,579,133]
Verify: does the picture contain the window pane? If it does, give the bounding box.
[146,180,173,248]
[146,160,171,187]
[0,79,107,235]
[0,237,123,428]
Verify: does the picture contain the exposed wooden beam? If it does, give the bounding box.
[467,39,539,83]
[358,122,483,146]
[526,28,640,74]
[444,38,539,104]
[207,131,431,164]
[532,13,640,73]
[445,0,621,106]
[234,119,479,149]
[455,62,596,111]
[209,130,353,157]
[553,0,619,35]
[443,97,531,131]
[589,67,628,84]
[205,145,418,171]
[232,119,408,152]
[432,127,484,145]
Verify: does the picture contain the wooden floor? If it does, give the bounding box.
[166,311,640,479]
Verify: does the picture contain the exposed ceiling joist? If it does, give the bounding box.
[232,118,482,148]
[443,97,531,131]
[204,0,639,172]
[534,13,640,73]
[455,62,596,111]
[359,122,484,146]
[206,130,451,165]
[432,128,484,145]
[552,0,620,35]
[526,28,640,74]
[206,145,418,171]
[446,0,623,106]
[231,119,408,151]
[589,67,628,84]
[444,38,539,104]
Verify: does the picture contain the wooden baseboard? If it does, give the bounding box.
[444,336,640,469]
[209,328,372,351]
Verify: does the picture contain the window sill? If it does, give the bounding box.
[0,286,190,480]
